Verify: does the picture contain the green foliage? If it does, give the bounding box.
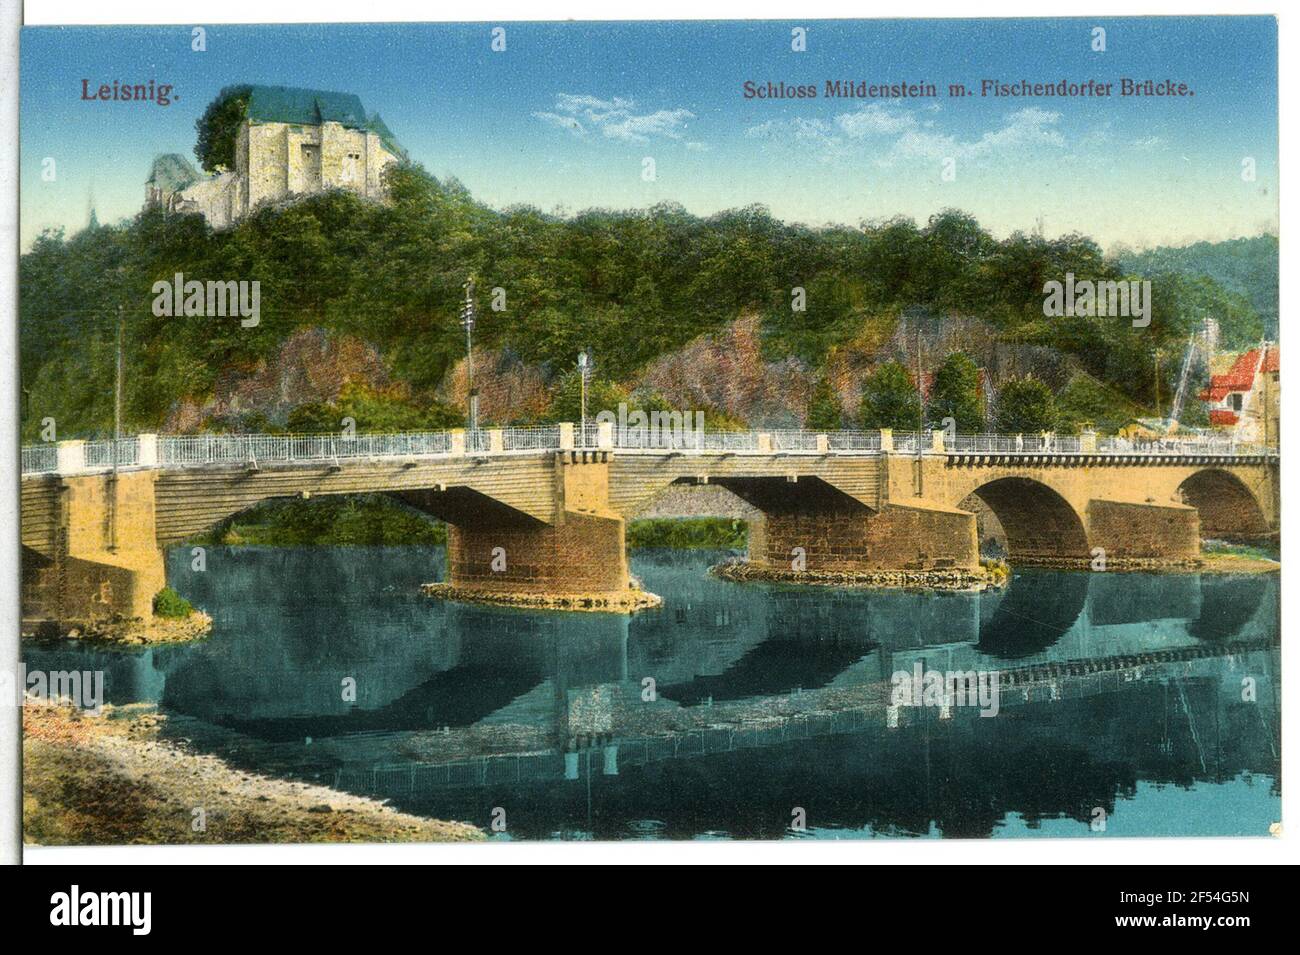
[542,372,631,424]
[927,351,983,431]
[194,85,252,172]
[18,154,1273,442]
[1052,373,1143,434]
[697,406,750,431]
[860,361,921,431]
[152,587,194,618]
[627,518,748,550]
[202,494,446,546]
[1116,235,1277,339]
[994,376,1056,433]
[285,381,463,433]
[805,375,842,430]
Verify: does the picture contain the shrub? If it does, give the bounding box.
[153,587,194,618]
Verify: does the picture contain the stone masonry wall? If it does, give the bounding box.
[23,470,166,622]
[1086,500,1200,560]
[448,511,630,596]
[752,502,978,572]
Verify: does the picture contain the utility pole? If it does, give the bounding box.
[578,351,590,437]
[461,276,478,431]
[915,321,924,447]
[114,305,124,447]
[109,304,123,552]
[915,318,925,497]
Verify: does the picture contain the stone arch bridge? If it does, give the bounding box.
[20,425,1278,624]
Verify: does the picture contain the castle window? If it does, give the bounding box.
[300,143,322,190]
[341,151,361,185]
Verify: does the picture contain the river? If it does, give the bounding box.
[24,546,1280,840]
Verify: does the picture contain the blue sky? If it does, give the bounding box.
[20,17,1278,251]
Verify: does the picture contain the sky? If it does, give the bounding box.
[19,17,1279,251]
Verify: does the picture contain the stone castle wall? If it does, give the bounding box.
[173,119,399,228]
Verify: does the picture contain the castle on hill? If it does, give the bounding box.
[145,84,405,229]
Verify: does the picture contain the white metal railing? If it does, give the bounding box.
[159,431,455,468]
[698,430,761,452]
[771,430,821,452]
[84,437,139,468]
[828,431,883,452]
[21,444,57,474]
[1096,434,1265,456]
[19,426,1279,475]
[950,433,1020,453]
[892,431,923,453]
[502,425,561,451]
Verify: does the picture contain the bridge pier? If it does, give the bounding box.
[446,510,630,597]
[1086,499,1200,562]
[22,469,166,627]
[414,449,654,610]
[721,478,979,575]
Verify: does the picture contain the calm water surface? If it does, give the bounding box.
[25,547,1280,840]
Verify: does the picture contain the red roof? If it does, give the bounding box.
[1208,409,1239,426]
[1199,345,1279,402]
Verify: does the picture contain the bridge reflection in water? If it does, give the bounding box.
[23,547,1279,839]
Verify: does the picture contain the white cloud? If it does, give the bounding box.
[745,104,1068,167]
[836,103,918,138]
[532,111,586,135]
[536,93,697,144]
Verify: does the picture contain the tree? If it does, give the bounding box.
[285,382,462,433]
[195,85,252,172]
[544,371,629,424]
[927,351,984,432]
[994,376,1056,433]
[860,361,921,431]
[806,375,842,430]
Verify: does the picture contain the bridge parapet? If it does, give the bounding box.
[20,426,1278,478]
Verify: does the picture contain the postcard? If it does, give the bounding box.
[13,15,1280,854]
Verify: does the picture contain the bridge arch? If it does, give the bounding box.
[961,477,1089,561]
[1176,469,1270,540]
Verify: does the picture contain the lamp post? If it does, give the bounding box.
[460,277,478,431]
[114,305,124,448]
[578,351,590,437]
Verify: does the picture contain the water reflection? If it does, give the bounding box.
[22,546,1279,840]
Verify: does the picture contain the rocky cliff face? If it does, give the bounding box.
[632,314,811,427]
[164,327,391,430]
[162,312,1079,433]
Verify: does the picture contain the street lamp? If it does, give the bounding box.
[578,351,590,436]
[460,277,478,431]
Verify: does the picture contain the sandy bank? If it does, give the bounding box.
[23,698,483,845]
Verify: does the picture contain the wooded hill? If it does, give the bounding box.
[19,161,1270,440]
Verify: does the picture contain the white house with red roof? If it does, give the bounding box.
[1199,343,1279,444]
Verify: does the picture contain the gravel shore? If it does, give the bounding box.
[23,698,483,845]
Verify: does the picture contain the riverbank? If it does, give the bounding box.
[22,698,483,845]
[23,609,213,647]
[710,559,1009,592]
